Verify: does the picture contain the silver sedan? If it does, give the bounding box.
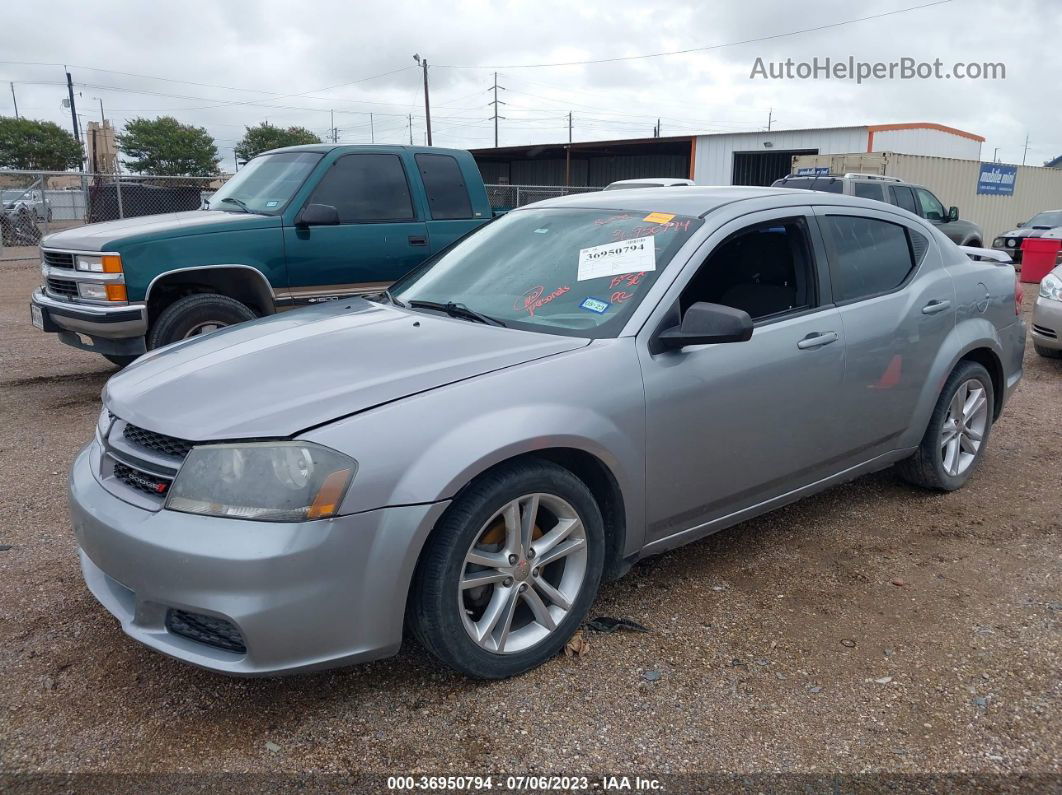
[70,187,1026,679]
[1031,264,1062,358]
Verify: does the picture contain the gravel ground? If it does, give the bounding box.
[0,258,1059,780]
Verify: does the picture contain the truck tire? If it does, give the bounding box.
[148,294,256,350]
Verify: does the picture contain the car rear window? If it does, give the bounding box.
[778,177,844,194]
[822,215,916,303]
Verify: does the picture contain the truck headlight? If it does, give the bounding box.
[75,254,123,273]
[165,442,356,522]
[1040,272,1062,302]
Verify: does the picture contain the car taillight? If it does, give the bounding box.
[1015,273,1023,315]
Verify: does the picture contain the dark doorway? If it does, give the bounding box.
[732,149,818,186]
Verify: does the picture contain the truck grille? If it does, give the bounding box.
[46,277,78,298]
[42,250,75,269]
[166,609,246,653]
[123,423,195,459]
[113,461,171,496]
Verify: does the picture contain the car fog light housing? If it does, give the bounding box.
[165,442,356,522]
[1040,272,1062,302]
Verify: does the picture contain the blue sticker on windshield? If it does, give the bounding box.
[265,200,280,208]
[579,297,610,314]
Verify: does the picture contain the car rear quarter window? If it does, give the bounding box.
[415,153,474,220]
[889,185,919,215]
[852,181,884,201]
[822,215,917,303]
[309,153,415,222]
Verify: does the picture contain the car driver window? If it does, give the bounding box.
[916,188,945,222]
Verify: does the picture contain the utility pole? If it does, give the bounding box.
[413,54,432,145]
[408,114,413,145]
[370,113,375,144]
[565,111,572,187]
[1022,133,1029,165]
[65,68,84,173]
[234,149,239,172]
[767,108,773,132]
[992,147,1000,162]
[330,109,339,143]
[488,71,506,148]
[9,82,18,119]
[654,118,661,137]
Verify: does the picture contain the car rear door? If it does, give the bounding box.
[282,152,429,304]
[638,208,848,544]
[814,206,954,457]
[413,151,486,255]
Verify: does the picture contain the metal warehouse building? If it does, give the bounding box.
[471,122,984,188]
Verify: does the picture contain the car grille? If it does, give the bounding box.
[123,423,195,459]
[46,277,78,298]
[166,609,246,653]
[113,461,172,496]
[42,250,75,269]
[1033,324,1058,340]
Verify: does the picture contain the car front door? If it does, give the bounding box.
[639,209,848,545]
[814,206,955,457]
[283,153,429,304]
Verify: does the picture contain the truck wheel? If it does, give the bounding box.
[148,294,256,349]
[895,361,994,492]
[102,354,138,368]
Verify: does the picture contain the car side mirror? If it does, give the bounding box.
[656,302,753,351]
[948,206,959,222]
[295,203,340,227]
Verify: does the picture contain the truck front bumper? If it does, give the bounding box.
[31,288,148,356]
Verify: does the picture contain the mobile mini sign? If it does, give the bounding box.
[977,163,1017,196]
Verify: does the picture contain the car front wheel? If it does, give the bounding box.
[409,460,605,679]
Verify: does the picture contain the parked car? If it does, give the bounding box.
[772,172,983,247]
[1032,264,1062,358]
[604,178,695,190]
[992,209,1062,265]
[29,145,492,367]
[2,188,52,222]
[70,186,1025,679]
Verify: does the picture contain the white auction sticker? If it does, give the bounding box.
[577,235,656,281]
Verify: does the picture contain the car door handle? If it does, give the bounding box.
[922,299,951,315]
[797,331,839,350]
[408,235,428,246]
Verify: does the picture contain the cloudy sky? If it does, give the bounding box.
[2,0,1057,172]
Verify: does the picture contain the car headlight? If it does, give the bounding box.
[992,237,1003,248]
[1007,238,1018,248]
[75,254,123,273]
[1040,272,1062,302]
[165,441,357,522]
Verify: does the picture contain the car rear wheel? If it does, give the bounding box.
[896,361,993,491]
[147,294,256,349]
[409,460,605,679]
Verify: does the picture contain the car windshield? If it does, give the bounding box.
[1026,211,1062,228]
[205,151,323,215]
[391,207,703,338]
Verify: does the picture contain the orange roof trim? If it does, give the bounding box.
[866,122,985,152]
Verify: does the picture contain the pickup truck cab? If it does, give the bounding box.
[29,145,492,365]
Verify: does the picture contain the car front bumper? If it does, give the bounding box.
[31,288,148,356]
[69,443,449,675]
[1031,295,1062,351]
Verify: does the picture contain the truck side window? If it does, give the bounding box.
[889,185,918,215]
[852,181,883,201]
[308,154,415,222]
[415,153,474,220]
[915,188,945,222]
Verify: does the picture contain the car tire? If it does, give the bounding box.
[1034,343,1062,359]
[409,459,605,679]
[896,361,994,491]
[147,294,256,349]
[102,354,138,368]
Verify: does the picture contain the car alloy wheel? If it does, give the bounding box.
[939,378,989,477]
[459,493,587,654]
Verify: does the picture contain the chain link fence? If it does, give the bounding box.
[1,170,602,260]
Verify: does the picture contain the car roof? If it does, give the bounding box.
[522,185,892,218]
[260,143,472,157]
[609,178,692,185]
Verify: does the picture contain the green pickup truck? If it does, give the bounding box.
[29,145,493,366]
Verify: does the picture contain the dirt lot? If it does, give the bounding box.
[0,257,1059,782]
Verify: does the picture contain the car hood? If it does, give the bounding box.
[103,300,590,440]
[998,226,1060,239]
[41,210,278,251]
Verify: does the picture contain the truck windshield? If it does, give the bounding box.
[391,207,702,338]
[206,152,323,215]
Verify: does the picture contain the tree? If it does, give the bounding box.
[118,116,219,176]
[235,122,321,163]
[0,117,83,171]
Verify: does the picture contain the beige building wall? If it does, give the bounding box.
[86,120,119,173]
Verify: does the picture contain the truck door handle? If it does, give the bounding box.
[797,331,839,350]
[408,235,428,246]
[921,299,951,315]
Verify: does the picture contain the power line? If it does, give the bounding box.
[437,0,952,69]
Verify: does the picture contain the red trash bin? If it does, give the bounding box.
[1020,238,1061,283]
